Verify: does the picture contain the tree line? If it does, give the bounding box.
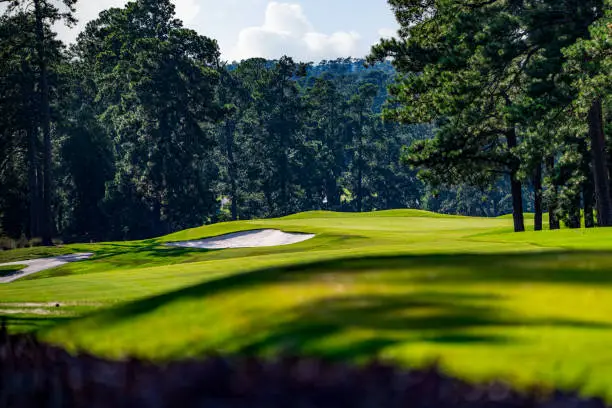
[370,0,612,233]
[0,0,437,244]
[3,0,604,246]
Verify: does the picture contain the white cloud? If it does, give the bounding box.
[378,27,397,39]
[54,0,125,44]
[228,2,362,62]
[52,0,202,44]
[263,2,313,35]
[173,0,201,24]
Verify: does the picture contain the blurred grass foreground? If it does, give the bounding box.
[0,327,608,408]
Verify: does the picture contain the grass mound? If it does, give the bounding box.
[280,209,465,220]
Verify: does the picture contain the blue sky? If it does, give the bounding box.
[54,0,399,62]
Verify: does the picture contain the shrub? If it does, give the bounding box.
[0,236,16,251]
[29,237,43,247]
[15,234,29,249]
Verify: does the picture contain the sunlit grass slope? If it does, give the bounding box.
[3,210,612,397]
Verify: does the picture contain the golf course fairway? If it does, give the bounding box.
[3,210,612,397]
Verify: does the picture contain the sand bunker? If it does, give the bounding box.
[166,229,315,250]
[0,253,93,284]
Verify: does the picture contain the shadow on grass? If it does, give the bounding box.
[76,250,612,359]
[2,315,75,334]
[32,234,360,280]
[25,243,205,280]
[87,243,203,262]
[0,265,26,278]
[236,292,518,359]
[232,289,612,360]
[100,250,612,314]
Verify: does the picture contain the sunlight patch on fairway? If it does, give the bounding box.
[166,229,315,249]
[0,308,57,315]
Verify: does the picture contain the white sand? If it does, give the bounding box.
[0,253,93,284]
[166,229,315,250]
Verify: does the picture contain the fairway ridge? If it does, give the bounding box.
[3,211,612,399]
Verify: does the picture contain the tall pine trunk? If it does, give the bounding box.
[325,177,340,210]
[36,160,44,233]
[326,98,340,211]
[356,111,364,213]
[24,59,40,239]
[27,125,40,239]
[279,134,289,216]
[357,164,363,212]
[589,98,612,227]
[507,128,525,232]
[225,120,238,221]
[568,193,582,229]
[584,181,596,228]
[582,139,596,229]
[546,156,561,230]
[533,162,543,231]
[34,0,53,246]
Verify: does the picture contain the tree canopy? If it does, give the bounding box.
[370,0,611,232]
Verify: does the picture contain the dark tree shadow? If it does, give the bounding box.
[2,315,75,334]
[66,250,612,359]
[93,250,612,319]
[36,234,356,280]
[235,291,611,359]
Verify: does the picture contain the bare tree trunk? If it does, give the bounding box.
[507,128,525,232]
[225,120,238,221]
[356,112,364,213]
[23,58,40,239]
[326,177,340,210]
[582,138,596,229]
[533,162,543,231]
[584,182,595,229]
[34,0,53,246]
[27,126,40,239]
[589,98,612,227]
[357,165,363,212]
[546,156,561,230]
[568,193,581,229]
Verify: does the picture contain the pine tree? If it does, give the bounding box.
[2,0,77,245]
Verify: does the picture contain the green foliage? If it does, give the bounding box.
[212,57,431,220]
[371,0,611,232]
[1,0,535,242]
[563,1,612,108]
[75,0,222,239]
[2,0,611,243]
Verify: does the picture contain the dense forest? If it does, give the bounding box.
[1,0,611,245]
[370,0,612,233]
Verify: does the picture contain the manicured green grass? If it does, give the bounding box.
[3,210,612,397]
